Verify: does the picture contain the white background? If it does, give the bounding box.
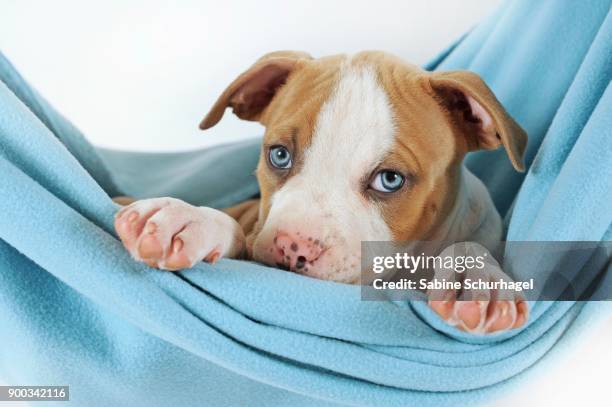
[1,1,610,406]
[1,0,502,152]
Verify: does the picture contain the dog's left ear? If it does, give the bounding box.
[426,71,528,172]
[200,51,313,130]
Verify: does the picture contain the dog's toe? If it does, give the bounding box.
[486,300,528,332]
[115,200,167,249]
[163,238,196,270]
[137,231,164,260]
[428,289,456,320]
[429,300,454,320]
[455,301,487,331]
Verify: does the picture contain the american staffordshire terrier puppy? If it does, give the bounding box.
[114,51,528,334]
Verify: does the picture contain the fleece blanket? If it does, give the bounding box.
[1,1,611,406]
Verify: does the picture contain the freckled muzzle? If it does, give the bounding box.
[251,215,365,283]
[272,231,326,273]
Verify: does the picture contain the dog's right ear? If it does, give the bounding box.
[200,51,312,130]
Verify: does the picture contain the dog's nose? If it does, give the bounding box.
[273,231,324,272]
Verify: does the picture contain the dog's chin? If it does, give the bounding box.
[252,245,362,284]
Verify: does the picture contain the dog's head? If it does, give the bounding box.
[201,51,527,283]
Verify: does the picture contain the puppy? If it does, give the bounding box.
[114,51,528,334]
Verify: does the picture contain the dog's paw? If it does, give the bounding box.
[429,295,528,334]
[427,242,528,334]
[114,197,245,270]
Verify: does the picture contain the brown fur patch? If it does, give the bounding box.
[349,52,464,241]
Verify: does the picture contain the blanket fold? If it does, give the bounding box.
[1,1,611,406]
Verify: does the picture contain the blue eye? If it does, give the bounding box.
[268,146,292,169]
[370,170,404,193]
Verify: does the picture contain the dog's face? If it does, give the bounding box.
[202,51,526,283]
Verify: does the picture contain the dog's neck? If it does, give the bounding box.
[428,168,502,251]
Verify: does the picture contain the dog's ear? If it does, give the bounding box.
[200,51,313,130]
[426,71,528,172]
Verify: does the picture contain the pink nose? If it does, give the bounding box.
[273,231,324,272]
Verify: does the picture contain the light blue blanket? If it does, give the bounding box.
[1,1,610,406]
